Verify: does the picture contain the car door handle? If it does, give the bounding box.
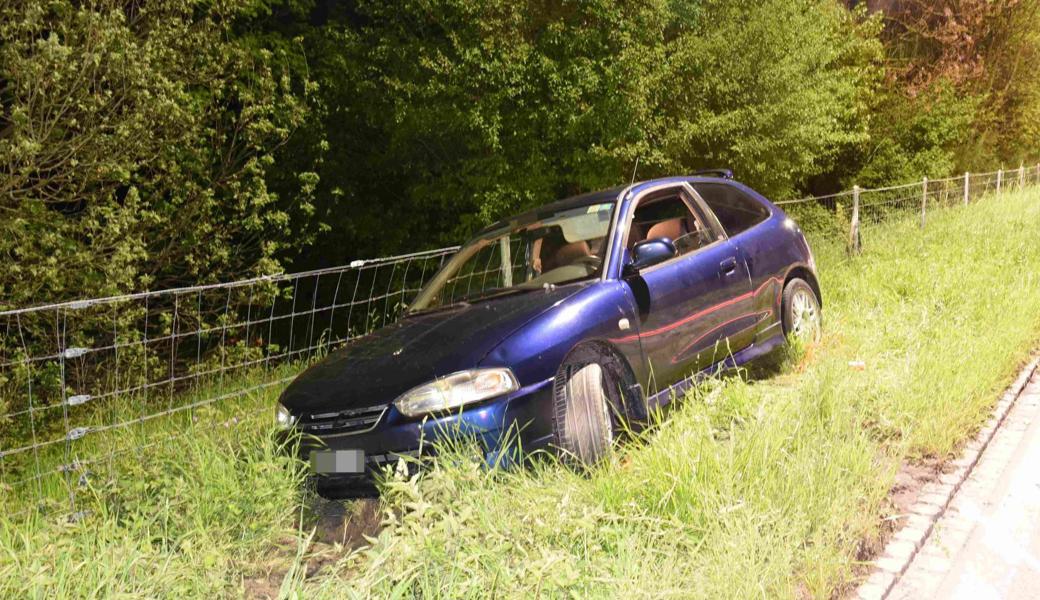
[720,257,738,276]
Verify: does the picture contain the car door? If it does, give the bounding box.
[622,183,755,395]
[692,181,783,343]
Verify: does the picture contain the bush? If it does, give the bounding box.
[784,200,851,243]
[0,0,313,308]
[267,0,882,264]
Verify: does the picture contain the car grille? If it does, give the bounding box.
[299,404,387,435]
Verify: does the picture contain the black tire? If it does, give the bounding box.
[781,278,822,343]
[551,360,616,466]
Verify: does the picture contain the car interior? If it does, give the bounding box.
[533,233,593,273]
[530,191,718,283]
[419,192,727,309]
[692,183,770,236]
[525,226,606,286]
[625,192,716,258]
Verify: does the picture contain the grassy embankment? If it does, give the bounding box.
[2,189,1040,598]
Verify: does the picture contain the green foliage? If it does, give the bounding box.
[0,388,308,599]
[657,0,882,198]
[269,0,882,266]
[853,80,979,187]
[4,0,1039,300]
[0,0,313,308]
[784,200,851,243]
[0,0,316,431]
[859,0,1040,179]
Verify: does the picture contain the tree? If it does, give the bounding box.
[657,0,882,198]
[268,0,881,268]
[0,0,313,308]
[848,0,1040,171]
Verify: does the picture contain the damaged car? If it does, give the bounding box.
[276,171,822,497]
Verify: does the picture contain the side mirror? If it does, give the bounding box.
[624,238,677,276]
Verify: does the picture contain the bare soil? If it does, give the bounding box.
[241,498,383,599]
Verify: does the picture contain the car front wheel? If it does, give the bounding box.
[551,360,616,466]
[781,277,822,343]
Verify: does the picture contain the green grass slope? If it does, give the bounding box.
[3,190,1040,599]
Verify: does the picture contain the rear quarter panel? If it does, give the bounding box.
[726,185,817,340]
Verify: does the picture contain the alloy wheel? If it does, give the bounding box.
[790,287,821,342]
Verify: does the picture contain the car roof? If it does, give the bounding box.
[478,175,738,235]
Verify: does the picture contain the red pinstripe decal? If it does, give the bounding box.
[609,276,782,344]
[669,310,773,364]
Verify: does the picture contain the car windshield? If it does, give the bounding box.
[408,201,615,313]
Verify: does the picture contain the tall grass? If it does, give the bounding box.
[2,190,1039,599]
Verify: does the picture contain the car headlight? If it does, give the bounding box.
[275,403,298,429]
[393,368,519,417]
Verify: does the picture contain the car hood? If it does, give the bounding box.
[279,284,584,414]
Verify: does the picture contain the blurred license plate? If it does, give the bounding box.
[311,449,365,474]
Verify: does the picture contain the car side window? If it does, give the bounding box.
[625,191,715,258]
[693,183,770,236]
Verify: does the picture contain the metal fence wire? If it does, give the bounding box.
[775,165,1039,252]
[1,163,1037,522]
[0,248,456,521]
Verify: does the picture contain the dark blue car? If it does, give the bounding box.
[276,173,821,496]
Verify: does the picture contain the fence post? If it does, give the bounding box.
[921,177,927,228]
[964,172,970,206]
[849,185,861,255]
[1020,163,1025,190]
[55,307,80,518]
[997,168,1003,193]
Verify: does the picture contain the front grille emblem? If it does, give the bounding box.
[301,404,387,436]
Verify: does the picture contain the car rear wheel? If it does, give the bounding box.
[551,361,616,466]
[781,278,822,343]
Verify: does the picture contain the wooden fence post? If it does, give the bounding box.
[964,172,970,206]
[921,177,927,228]
[849,185,861,255]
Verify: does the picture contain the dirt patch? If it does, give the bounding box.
[871,458,942,554]
[311,498,383,549]
[887,459,941,526]
[836,457,943,599]
[239,535,302,600]
[242,574,282,600]
[240,499,384,599]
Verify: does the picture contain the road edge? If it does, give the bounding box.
[854,355,1040,600]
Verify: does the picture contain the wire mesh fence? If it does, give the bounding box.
[1,162,1036,522]
[0,247,456,521]
[776,164,1039,252]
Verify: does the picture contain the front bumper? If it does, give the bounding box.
[290,378,556,497]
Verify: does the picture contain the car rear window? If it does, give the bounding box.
[694,183,770,236]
